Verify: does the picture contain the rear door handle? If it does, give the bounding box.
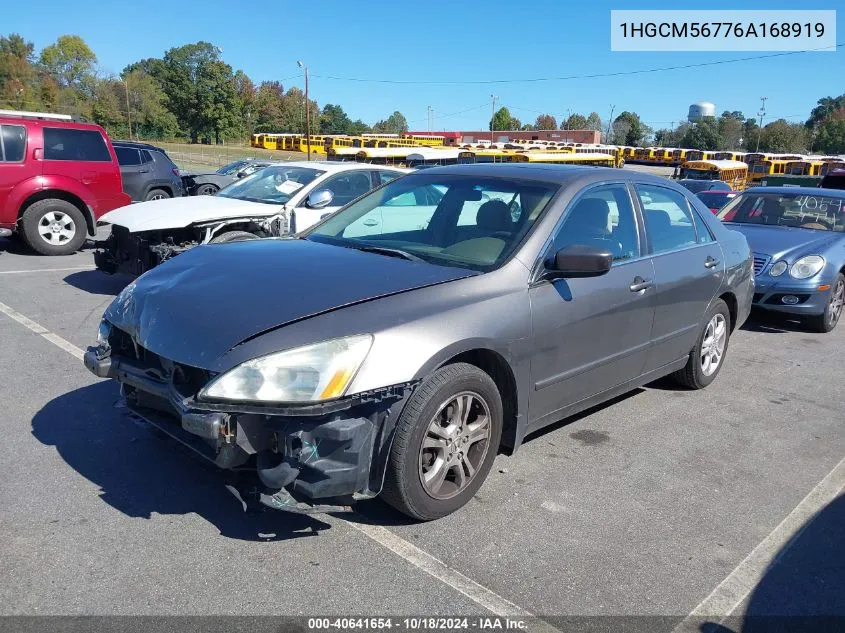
[704,256,720,269]
[630,277,653,292]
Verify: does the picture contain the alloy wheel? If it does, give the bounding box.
[418,391,492,500]
[827,279,845,328]
[700,313,727,377]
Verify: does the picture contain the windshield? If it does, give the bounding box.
[718,191,845,232]
[217,166,325,204]
[304,173,558,272]
[217,160,250,175]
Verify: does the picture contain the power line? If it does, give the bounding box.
[406,103,488,124]
[309,43,842,85]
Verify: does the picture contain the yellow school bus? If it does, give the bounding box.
[250,133,263,148]
[511,152,618,168]
[679,160,748,190]
[714,151,746,162]
[785,160,825,176]
[749,159,790,182]
[404,134,446,147]
[820,161,845,176]
[672,149,691,165]
[290,135,327,154]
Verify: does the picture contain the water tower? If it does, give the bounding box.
[688,101,716,122]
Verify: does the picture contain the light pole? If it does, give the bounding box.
[297,61,311,161]
[490,94,498,143]
[427,105,433,133]
[755,96,767,153]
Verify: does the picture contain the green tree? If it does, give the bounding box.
[38,35,96,90]
[373,110,408,134]
[562,113,587,130]
[717,114,744,150]
[489,106,512,132]
[742,118,760,150]
[534,114,557,130]
[0,33,37,109]
[91,78,127,138]
[679,119,720,149]
[757,119,808,153]
[508,116,522,130]
[612,111,650,145]
[585,112,602,131]
[806,95,845,130]
[348,119,371,135]
[123,69,179,139]
[320,103,353,134]
[815,113,845,154]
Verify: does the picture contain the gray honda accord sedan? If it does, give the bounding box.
[84,164,754,520]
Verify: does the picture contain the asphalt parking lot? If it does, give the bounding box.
[1,231,843,631]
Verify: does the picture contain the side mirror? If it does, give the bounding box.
[546,244,613,279]
[305,189,334,209]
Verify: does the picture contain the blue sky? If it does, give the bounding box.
[5,0,843,131]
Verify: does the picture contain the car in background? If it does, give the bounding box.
[181,158,276,196]
[0,109,130,255]
[718,187,845,332]
[676,179,732,194]
[85,164,753,520]
[696,190,738,214]
[94,161,407,276]
[112,140,184,202]
[820,169,845,191]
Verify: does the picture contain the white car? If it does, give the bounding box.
[94,161,408,276]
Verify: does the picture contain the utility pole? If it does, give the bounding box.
[123,79,132,140]
[605,104,615,143]
[755,96,767,153]
[427,105,433,133]
[490,94,498,143]
[298,61,311,161]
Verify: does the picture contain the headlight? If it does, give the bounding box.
[769,260,787,277]
[97,320,112,346]
[789,255,825,279]
[200,335,373,403]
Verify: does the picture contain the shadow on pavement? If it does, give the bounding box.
[64,270,132,296]
[740,310,810,334]
[700,493,845,633]
[0,236,101,256]
[31,381,332,541]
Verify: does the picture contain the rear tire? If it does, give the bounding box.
[806,273,845,333]
[21,199,87,256]
[671,298,731,389]
[381,363,502,521]
[195,184,219,196]
[210,230,259,244]
[144,188,170,202]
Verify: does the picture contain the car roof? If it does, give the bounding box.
[406,163,673,185]
[112,140,167,153]
[280,161,410,173]
[743,186,845,197]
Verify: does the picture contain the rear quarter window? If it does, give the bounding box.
[43,128,112,162]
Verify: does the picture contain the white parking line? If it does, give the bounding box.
[0,300,85,360]
[0,266,95,275]
[0,299,553,625]
[673,454,845,632]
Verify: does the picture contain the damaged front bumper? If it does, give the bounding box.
[84,345,414,514]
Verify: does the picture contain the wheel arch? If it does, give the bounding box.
[18,190,96,236]
[718,290,739,332]
[432,346,522,454]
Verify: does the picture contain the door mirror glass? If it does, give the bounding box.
[306,189,334,209]
[547,245,613,279]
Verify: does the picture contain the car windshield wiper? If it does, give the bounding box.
[351,244,424,262]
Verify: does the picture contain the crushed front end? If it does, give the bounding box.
[84,324,413,514]
[95,226,199,277]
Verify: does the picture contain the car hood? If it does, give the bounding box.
[104,238,476,367]
[726,224,842,261]
[98,195,281,232]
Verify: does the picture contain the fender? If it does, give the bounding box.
[9,176,98,235]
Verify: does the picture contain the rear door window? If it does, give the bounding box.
[115,147,141,166]
[637,184,699,254]
[43,128,112,162]
[140,150,153,163]
[0,124,26,162]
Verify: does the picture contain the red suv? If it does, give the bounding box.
[0,111,131,255]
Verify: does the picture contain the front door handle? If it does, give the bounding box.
[704,256,720,269]
[630,276,653,292]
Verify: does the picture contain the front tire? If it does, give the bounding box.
[21,199,87,255]
[195,184,219,196]
[381,363,502,521]
[672,298,731,389]
[806,273,845,333]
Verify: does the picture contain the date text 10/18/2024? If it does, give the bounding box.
[307,617,529,631]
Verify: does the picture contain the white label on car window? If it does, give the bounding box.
[275,180,304,195]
